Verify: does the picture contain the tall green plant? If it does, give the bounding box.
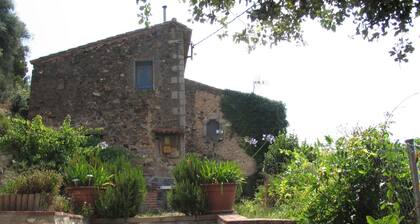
[95,160,146,218]
[170,154,207,215]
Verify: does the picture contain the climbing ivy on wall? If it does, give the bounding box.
[221,89,288,196]
[221,89,288,140]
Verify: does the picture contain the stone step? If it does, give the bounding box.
[217,214,296,224]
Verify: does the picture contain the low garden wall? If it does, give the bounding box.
[91,215,218,224]
[0,211,85,224]
[91,214,296,224]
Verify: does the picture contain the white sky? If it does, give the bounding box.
[13,0,420,143]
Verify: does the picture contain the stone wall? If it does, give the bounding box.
[29,20,191,178]
[0,211,85,224]
[184,80,256,176]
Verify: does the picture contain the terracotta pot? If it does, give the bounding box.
[66,186,101,206]
[0,193,50,211]
[201,183,236,214]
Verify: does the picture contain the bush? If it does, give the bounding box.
[0,115,90,171]
[169,180,207,215]
[0,169,62,196]
[169,154,244,215]
[9,85,29,118]
[263,132,299,174]
[51,195,72,213]
[95,160,146,218]
[248,127,414,224]
[97,145,130,163]
[170,154,206,215]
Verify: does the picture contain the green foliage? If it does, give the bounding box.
[95,160,146,218]
[221,90,287,139]
[0,169,62,196]
[200,160,244,184]
[9,84,29,118]
[263,132,299,174]
[169,180,207,215]
[97,145,130,163]
[0,112,9,136]
[0,115,92,171]
[139,1,419,62]
[221,90,287,188]
[0,0,29,103]
[63,155,113,187]
[75,202,94,218]
[170,154,244,215]
[170,154,207,215]
[366,202,404,224]
[51,195,72,213]
[241,126,414,224]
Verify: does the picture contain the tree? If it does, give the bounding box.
[0,0,29,116]
[137,0,419,63]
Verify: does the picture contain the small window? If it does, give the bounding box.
[135,61,153,90]
[206,119,220,140]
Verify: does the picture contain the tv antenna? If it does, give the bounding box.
[252,78,265,93]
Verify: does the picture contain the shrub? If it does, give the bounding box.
[169,154,244,215]
[51,195,72,213]
[0,169,62,196]
[9,85,29,118]
[95,160,146,218]
[248,126,414,224]
[170,154,207,215]
[0,115,90,171]
[262,132,299,174]
[97,145,130,163]
[169,180,207,215]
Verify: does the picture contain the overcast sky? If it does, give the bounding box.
[14,0,420,143]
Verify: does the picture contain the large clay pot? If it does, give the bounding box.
[66,186,100,206]
[201,183,236,214]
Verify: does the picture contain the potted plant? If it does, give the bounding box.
[0,170,62,211]
[200,159,244,213]
[64,155,112,207]
[169,154,244,215]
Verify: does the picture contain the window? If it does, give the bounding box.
[206,119,220,141]
[135,61,153,90]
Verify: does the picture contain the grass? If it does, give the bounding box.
[235,200,303,221]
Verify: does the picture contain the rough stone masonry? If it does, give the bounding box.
[29,20,256,208]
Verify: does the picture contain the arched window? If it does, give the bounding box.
[206,119,220,140]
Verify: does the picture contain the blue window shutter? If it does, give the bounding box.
[135,61,153,90]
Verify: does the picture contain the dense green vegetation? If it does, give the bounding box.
[0,115,94,171]
[237,126,414,224]
[221,90,288,194]
[0,0,30,117]
[0,115,147,218]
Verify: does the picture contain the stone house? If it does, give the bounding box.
[29,20,255,209]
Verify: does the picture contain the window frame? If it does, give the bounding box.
[134,60,154,91]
